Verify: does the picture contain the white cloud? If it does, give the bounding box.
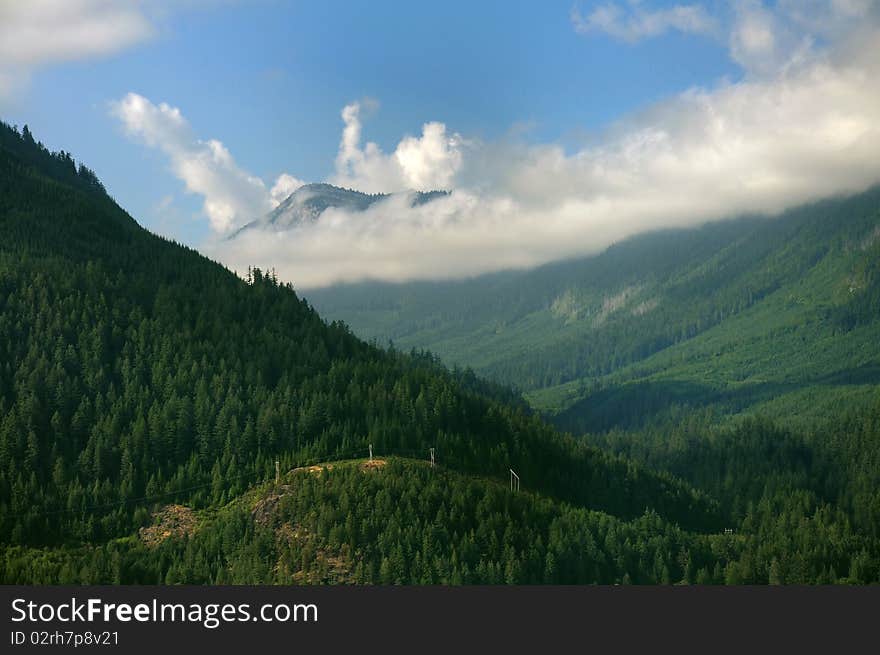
[0,0,154,104]
[0,1,153,66]
[729,1,777,65]
[0,1,236,106]
[395,122,464,190]
[270,173,306,206]
[572,1,879,78]
[85,3,878,288]
[110,92,301,233]
[331,101,464,193]
[726,0,878,77]
[779,0,875,32]
[209,17,880,288]
[571,1,718,42]
[728,0,812,76]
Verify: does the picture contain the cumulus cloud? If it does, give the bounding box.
[330,101,464,193]
[0,1,154,104]
[208,9,880,288]
[111,92,300,233]
[571,1,718,42]
[395,122,464,190]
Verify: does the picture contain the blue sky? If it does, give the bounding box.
[1,1,879,287]
[2,1,736,243]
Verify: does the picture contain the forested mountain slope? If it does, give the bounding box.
[308,188,880,430]
[0,121,718,575]
[2,121,878,585]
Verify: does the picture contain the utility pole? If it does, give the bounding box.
[429,447,435,469]
[275,459,280,487]
[509,469,520,492]
[369,444,373,464]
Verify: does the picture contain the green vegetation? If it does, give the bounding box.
[1,121,878,584]
[4,455,876,585]
[309,188,880,429]
[0,121,718,579]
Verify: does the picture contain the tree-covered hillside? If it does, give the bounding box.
[0,121,719,570]
[308,188,880,430]
[1,121,878,585]
[5,450,878,585]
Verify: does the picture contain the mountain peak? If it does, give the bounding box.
[232,183,449,237]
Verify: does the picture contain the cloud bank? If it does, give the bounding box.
[113,1,880,289]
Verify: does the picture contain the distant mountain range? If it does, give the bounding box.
[232,183,448,236]
[307,187,880,433]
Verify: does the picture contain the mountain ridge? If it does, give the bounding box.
[0,119,721,563]
[232,182,449,237]
[3,120,880,585]
[307,187,880,430]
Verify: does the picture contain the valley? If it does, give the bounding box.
[307,187,880,432]
[1,121,879,585]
